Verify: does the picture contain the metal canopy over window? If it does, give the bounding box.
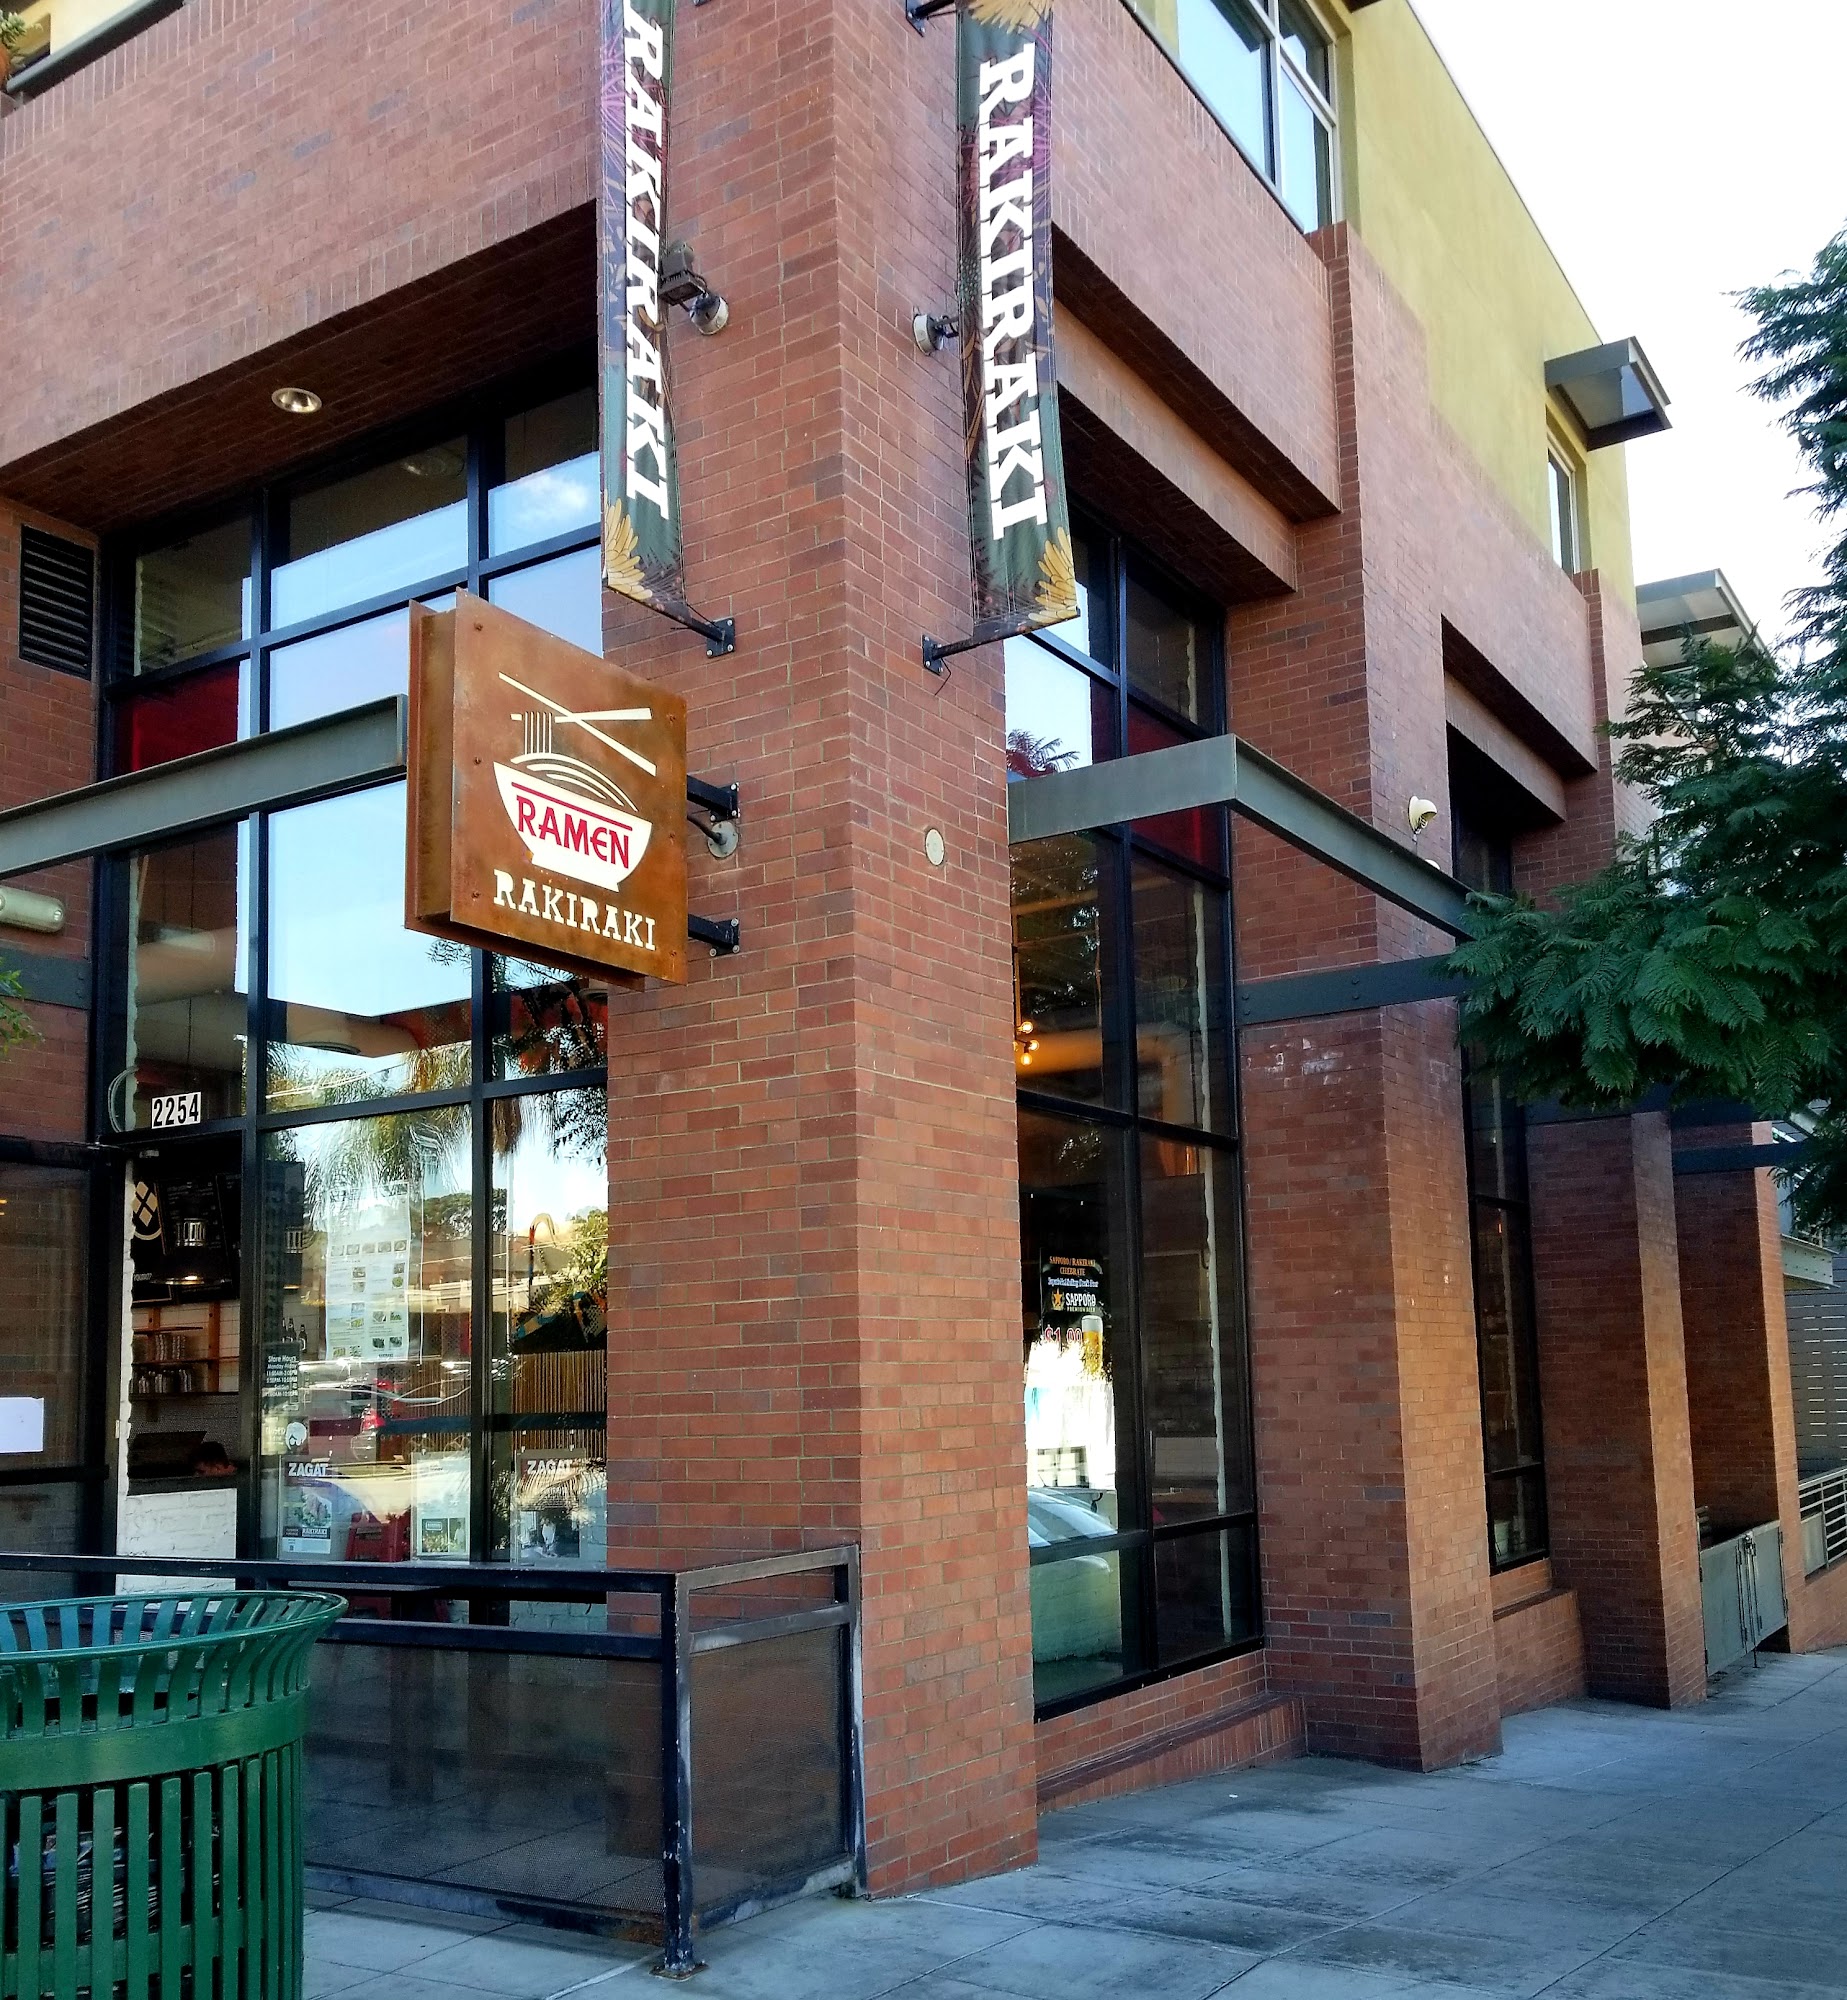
[1637,569,1758,669]
[1545,337,1672,450]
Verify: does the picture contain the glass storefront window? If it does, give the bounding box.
[1455,797,1549,1571]
[1005,639,1113,779]
[259,1109,473,1563]
[1020,1111,1128,1531]
[1012,835,1115,1108]
[113,658,249,773]
[491,959,609,1080]
[1125,573,1204,723]
[1128,705,1221,869]
[1132,858,1230,1134]
[120,827,250,1129]
[0,1166,90,1469]
[1155,1520,1256,1666]
[268,609,410,731]
[1140,1133,1249,1523]
[132,516,252,673]
[1031,1546,1138,1707]
[487,547,603,656]
[1012,527,1255,1710]
[266,785,473,1110]
[273,439,469,630]
[489,1092,609,1570]
[491,388,600,554]
[98,372,614,1577]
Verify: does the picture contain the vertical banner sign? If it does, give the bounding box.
[957,0,1078,643]
[601,0,687,616]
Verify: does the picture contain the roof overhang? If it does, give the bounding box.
[1546,338,1672,449]
[1636,569,1758,668]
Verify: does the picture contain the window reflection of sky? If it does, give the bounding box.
[268,784,470,1021]
[487,547,603,656]
[1006,639,1097,780]
[271,502,468,630]
[488,453,600,555]
[269,611,410,730]
[1176,0,1268,165]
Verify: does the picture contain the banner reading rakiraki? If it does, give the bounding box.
[957,0,1078,642]
[601,0,687,616]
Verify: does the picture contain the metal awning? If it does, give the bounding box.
[1009,733,1474,939]
[1546,338,1671,449]
[1637,569,1758,669]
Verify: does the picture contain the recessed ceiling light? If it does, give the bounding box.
[272,386,323,416]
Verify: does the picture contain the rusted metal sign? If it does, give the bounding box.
[406,593,688,986]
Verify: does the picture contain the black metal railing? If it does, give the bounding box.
[0,1546,863,1974]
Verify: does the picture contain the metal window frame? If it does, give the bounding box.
[1013,524,1264,1721]
[1,0,185,101]
[52,360,622,1572]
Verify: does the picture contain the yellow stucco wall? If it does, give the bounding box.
[1337,0,1634,602]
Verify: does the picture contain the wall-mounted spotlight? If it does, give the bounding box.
[659,242,730,336]
[271,386,323,416]
[912,310,960,356]
[1407,797,1439,838]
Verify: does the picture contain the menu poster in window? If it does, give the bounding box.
[515,1453,602,1563]
[1041,1254,1103,1331]
[324,1198,411,1362]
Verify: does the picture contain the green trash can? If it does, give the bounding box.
[0,1589,345,2000]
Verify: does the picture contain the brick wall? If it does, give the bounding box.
[1036,1654,1301,1807]
[1494,1587,1587,1718]
[0,0,1751,1888]
[0,0,598,482]
[587,0,1040,1895]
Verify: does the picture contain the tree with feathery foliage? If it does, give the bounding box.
[1449,227,1847,1238]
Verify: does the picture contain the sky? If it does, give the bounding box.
[1408,0,1847,647]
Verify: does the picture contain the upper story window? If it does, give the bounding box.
[1546,442,1581,573]
[2,0,184,99]
[1134,0,1338,232]
[106,369,600,768]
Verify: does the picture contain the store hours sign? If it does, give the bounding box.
[406,593,689,985]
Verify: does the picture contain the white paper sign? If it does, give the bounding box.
[0,1398,47,1454]
[323,1198,412,1362]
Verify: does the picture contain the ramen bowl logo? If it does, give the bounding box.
[494,671,657,893]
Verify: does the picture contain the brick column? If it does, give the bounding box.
[596,0,1038,1895]
[1231,229,1499,1768]
[1673,1126,1821,1649]
[1527,1113,1705,1705]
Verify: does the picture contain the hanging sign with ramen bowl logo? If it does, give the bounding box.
[406,592,687,985]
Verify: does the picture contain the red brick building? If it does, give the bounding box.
[0,0,1843,1924]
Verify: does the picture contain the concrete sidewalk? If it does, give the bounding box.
[306,1645,1847,2000]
